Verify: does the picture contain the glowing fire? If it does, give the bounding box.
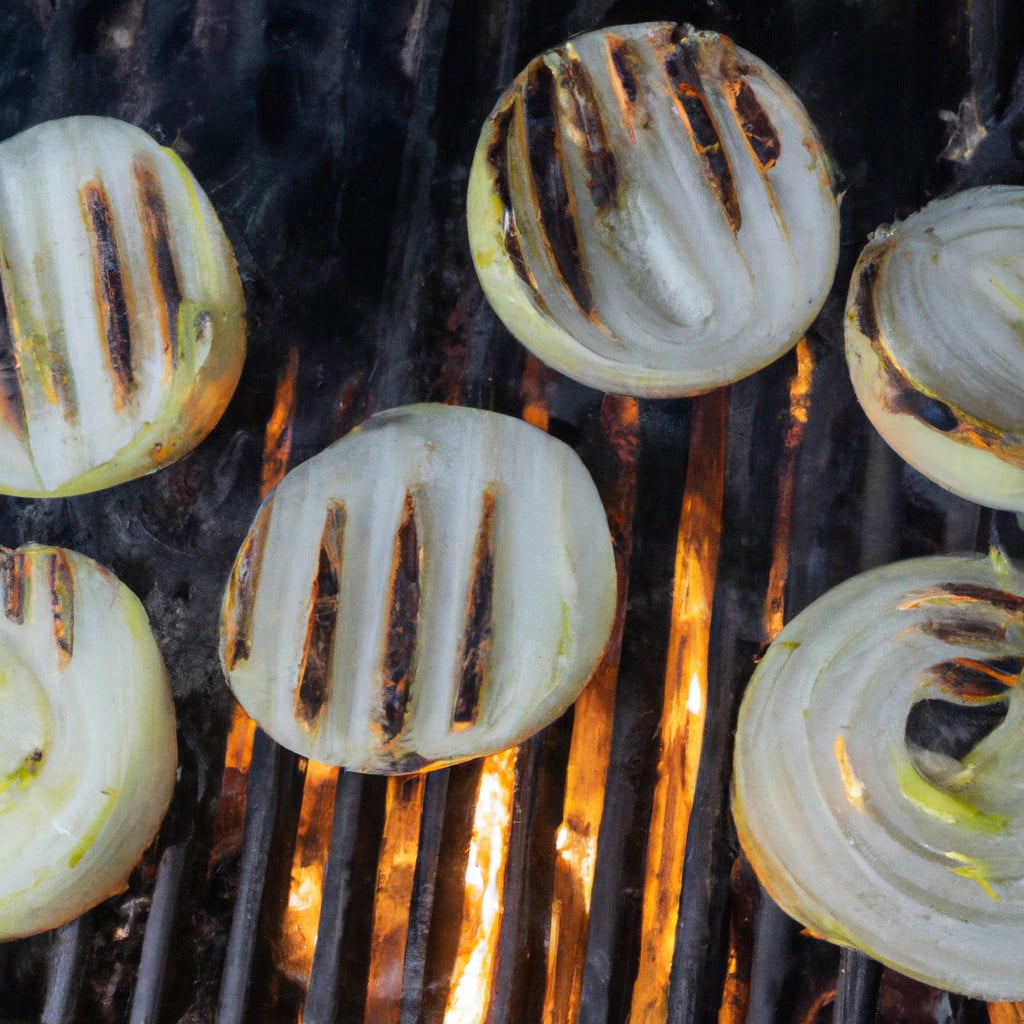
[542,395,639,1024]
[990,1003,1024,1024]
[628,388,728,1023]
[364,774,427,1024]
[443,746,519,1023]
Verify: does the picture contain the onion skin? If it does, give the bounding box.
[0,116,246,497]
[733,554,1024,1000]
[467,22,839,398]
[220,403,617,774]
[0,545,177,941]
[845,186,1024,510]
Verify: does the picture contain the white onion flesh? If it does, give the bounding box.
[0,545,177,940]
[467,22,839,397]
[733,554,1024,999]
[0,116,246,497]
[845,186,1024,510]
[220,403,617,774]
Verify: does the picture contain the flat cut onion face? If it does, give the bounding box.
[845,186,1024,510]
[0,545,177,941]
[467,22,839,397]
[0,116,246,497]
[220,403,617,774]
[733,555,1024,1000]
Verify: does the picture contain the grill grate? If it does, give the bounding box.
[1,0,1022,1022]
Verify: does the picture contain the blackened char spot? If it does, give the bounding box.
[894,389,959,432]
[224,498,274,670]
[296,501,345,728]
[608,36,638,102]
[729,77,781,169]
[560,53,619,211]
[133,155,183,367]
[852,259,881,341]
[928,657,1018,700]
[454,489,496,729]
[1,550,25,623]
[0,261,24,436]
[49,550,74,664]
[83,182,134,399]
[663,29,740,231]
[524,57,595,315]
[486,101,536,293]
[381,493,419,742]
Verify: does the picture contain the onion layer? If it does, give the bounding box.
[0,116,246,497]
[845,186,1024,510]
[0,545,177,941]
[733,554,1024,1000]
[220,403,617,774]
[467,22,839,397]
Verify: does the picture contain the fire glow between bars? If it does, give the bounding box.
[719,339,815,1024]
[542,394,640,1024]
[628,388,729,1023]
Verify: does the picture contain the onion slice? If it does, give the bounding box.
[845,186,1024,510]
[0,116,246,496]
[733,554,1024,999]
[467,22,839,397]
[220,403,617,774]
[0,545,177,941]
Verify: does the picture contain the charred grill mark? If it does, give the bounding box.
[82,182,134,405]
[381,492,420,742]
[893,389,959,432]
[1,550,26,624]
[559,50,619,212]
[487,101,537,294]
[49,550,74,668]
[662,28,741,232]
[133,155,183,371]
[223,498,274,670]
[725,75,781,169]
[928,656,1020,701]
[608,35,639,104]
[453,488,496,730]
[935,583,1024,615]
[920,618,1010,648]
[295,501,346,729]
[523,57,595,315]
[0,261,25,437]
[852,258,882,342]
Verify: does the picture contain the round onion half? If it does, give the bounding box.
[467,22,839,397]
[0,116,246,496]
[220,403,617,774]
[845,186,1024,510]
[0,545,177,941]
[733,554,1024,999]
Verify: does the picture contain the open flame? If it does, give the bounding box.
[628,388,729,1023]
[443,746,519,1023]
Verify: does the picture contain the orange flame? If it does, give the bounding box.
[763,338,814,641]
[261,345,300,500]
[443,746,519,1023]
[542,395,639,1024]
[364,774,427,1024]
[628,388,729,1023]
[990,1003,1024,1024]
[521,354,551,432]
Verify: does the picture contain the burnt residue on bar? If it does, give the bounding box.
[381,492,420,742]
[82,181,134,404]
[453,488,496,730]
[223,498,274,671]
[295,501,346,729]
[132,154,183,369]
[724,72,781,170]
[0,259,25,438]
[661,27,741,232]
[523,56,595,316]
[1,549,25,624]
[48,549,74,667]
[558,50,619,212]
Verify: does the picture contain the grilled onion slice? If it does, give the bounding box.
[845,186,1024,510]
[0,116,246,496]
[220,403,616,774]
[0,545,176,941]
[467,22,839,397]
[733,554,1024,999]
